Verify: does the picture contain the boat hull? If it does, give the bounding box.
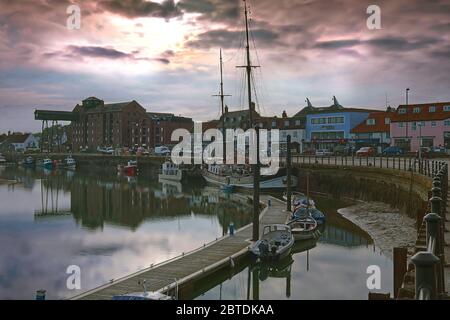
[202,168,298,190]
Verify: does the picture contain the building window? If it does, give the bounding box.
[444,106,450,112]
[272,121,276,127]
[295,120,301,126]
[413,107,420,113]
[398,108,406,114]
[293,131,298,138]
[284,120,289,127]
[431,121,437,127]
[385,118,391,124]
[398,122,404,128]
[444,120,450,126]
[366,119,375,125]
[429,106,436,113]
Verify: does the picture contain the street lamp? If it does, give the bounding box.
[405,88,410,151]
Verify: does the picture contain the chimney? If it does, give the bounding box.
[250,102,255,111]
[282,110,287,118]
[225,105,229,114]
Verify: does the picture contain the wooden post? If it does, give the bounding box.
[393,247,407,299]
[286,135,292,212]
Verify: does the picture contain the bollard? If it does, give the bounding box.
[425,213,441,253]
[36,290,46,300]
[268,199,271,207]
[411,251,440,299]
[229,222,235,236]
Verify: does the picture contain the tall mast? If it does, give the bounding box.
[213,49,231,163]
[238,0,260,241]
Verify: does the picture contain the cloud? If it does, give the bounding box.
[98,0,182,19]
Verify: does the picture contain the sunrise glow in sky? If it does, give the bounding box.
[0,0,449,131]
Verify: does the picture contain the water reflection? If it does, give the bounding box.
[0,167,252,299]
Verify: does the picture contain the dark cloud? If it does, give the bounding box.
[314,37,438,52]
[314,40,361,50]
[178,0,240,23]
[67,45,131,59]
[186,28,281,49]
[98,0,181,19]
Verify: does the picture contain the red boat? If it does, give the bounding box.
[118,160,138,176]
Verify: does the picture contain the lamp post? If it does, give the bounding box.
[405,88,410,151]
[418,122,423,161]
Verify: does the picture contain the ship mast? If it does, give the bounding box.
[238,0,260,241]
[213,49,231,163]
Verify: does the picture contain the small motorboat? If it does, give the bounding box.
[42,158,53,170]
[250,224,294,261]
[112,280,173,300]
[22,156,35,167]
[287,215,321,241]
[64,156,76,170]
[292,207,326,225]
[283,191,316,210]
[0,154,6,166]
[118,160,138,176]
[158,161,182,181]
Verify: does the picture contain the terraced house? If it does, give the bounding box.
[390,102,450,152]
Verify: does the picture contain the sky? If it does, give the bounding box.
[0,0,449,132]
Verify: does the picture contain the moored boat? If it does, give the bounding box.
[202,164,298,190]
[117,160,138,176]
[158,161,182,181]
[250,224,294,261]
[23,156,36,167]
[287,215,321,241]
[42,158,54,170]
[292,207,326,225]
[0,154,6,166]
[64,156,76,170]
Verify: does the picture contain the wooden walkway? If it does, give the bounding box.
[70,196,288,300]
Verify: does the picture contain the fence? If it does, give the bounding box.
[410,163,448,299]
[288,155,444,178]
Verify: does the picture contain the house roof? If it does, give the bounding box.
[390,102,450,122]
[148,112,193,123]
[84,101,135,113]
[5,133,32,144]
[351,111,392,133]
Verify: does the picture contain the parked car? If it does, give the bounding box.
[432,146,446,155]
[315,149,333,156]
[416,147,431,159]
[154,146,171,156]
[382,146,404,156]
[333,145,353,156]
[356,147,375,157]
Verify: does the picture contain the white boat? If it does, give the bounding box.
[158,161,182,181]
[0,154,6,166]
[42,158,53,169]
[286,215,321,240]
[64,156,76,170]
[250,224,294,261]
[202,164,298,190]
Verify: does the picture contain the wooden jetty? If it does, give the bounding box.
[70,195,289,300]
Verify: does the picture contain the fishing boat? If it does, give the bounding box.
[292,206,326,225]
[112,280,173,300]
[22,156,35,167]
[202,164,298,190]
[250,224,294,261]
[63,156,76,170]
[283,191,316,209]
[287,215,321,240]
[42,158,54,170]
[117,160,138,176]
[0,154,6,166]
[158,161,182,181]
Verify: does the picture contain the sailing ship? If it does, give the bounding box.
[202,164,297,189]
[200,10,298,190]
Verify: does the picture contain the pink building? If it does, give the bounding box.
[390,102,450,152]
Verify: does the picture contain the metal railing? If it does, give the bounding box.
[285,154,446,178]
[411,163,448,299]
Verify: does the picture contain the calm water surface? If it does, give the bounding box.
[0,166,392,299]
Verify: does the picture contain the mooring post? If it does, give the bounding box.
[393,247,407,299]
[286,135,292,212]
[425,212,445,297]
[411,251,440,299]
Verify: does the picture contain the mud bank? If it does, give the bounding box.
[338,201,416,257]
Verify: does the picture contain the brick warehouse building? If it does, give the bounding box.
[71,97,151,151]
[147,112,193,148]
